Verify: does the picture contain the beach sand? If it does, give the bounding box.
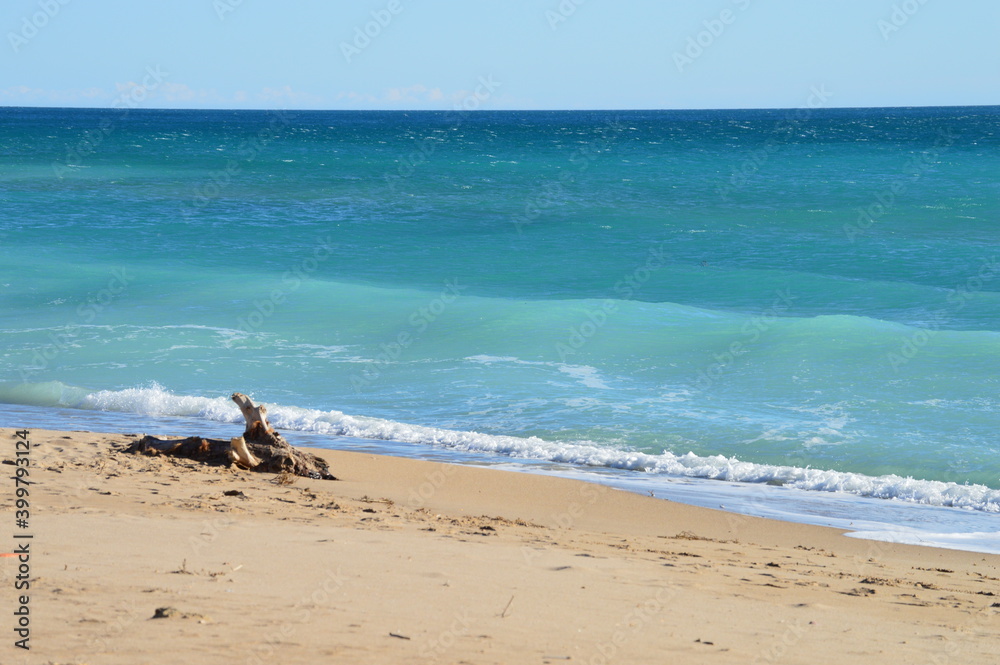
[2,427,997,664]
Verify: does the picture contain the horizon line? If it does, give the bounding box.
[2,103,998,113]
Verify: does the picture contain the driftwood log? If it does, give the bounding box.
[125,393,337,480]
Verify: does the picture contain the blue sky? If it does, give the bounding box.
[2,0,997,110]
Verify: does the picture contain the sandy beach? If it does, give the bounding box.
[2,427,997,664]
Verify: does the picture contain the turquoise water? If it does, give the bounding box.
[1,106,999,525]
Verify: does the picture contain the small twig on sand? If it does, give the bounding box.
[501,594,515,618]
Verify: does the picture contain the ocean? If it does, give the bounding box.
[1,105,998,552]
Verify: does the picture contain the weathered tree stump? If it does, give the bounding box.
[125,393,337,480]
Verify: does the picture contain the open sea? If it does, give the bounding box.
[1,105,998,553]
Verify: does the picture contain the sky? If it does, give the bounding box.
[1,0,998,111]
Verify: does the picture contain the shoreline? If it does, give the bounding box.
[3,427,998,663]
[4,400,999,555]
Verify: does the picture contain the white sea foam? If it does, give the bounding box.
[844,529,1000,554]
[62,384,1000,514]
[80,383,244,425]
[466,355,612,390]
[557,365,611,390]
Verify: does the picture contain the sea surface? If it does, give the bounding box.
[1,106,998,552]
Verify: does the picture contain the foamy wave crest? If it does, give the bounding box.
[10,382,999,513]
[80,383,245,424]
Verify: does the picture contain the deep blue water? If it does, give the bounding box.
[1,106,998,523]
